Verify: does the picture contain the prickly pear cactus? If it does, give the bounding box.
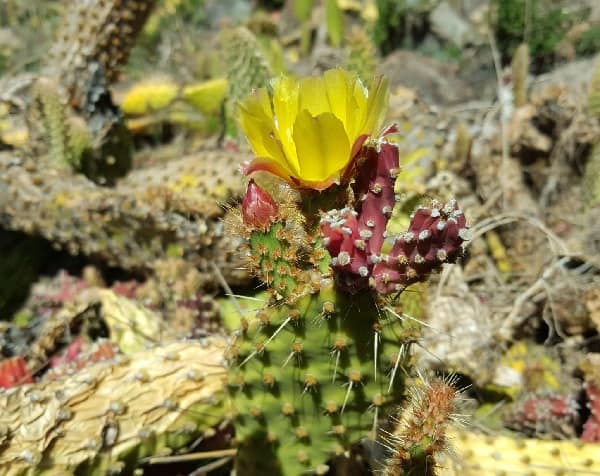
[438,428,600,476]
[46,0,157,106]
[229,279,417,475]
[221,26,271,138]
[228,69,471,475]
[0,339,228,476]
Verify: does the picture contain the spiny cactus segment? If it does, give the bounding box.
[0,340,229,476]
[228,281,417,476]
[383,377,459,476]
[240,183,309,300]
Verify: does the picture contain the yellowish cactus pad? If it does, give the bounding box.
[438,429,600,476]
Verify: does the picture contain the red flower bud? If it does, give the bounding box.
[242,180,279,230]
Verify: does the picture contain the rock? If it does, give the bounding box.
[532,57,597,103]
[429,1,475,48]
[378,50,475,105]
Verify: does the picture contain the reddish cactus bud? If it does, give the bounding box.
[0,356,33,389]
[242,180,279,230]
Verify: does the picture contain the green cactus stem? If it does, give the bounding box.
[228,281,419,475]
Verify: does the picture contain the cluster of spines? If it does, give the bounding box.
[247,222,305,299]
[320,140,470,295]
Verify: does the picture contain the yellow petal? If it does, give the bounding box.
[362,75,389,135]
[238,90,290,173]
[298,76,330,117]
[293,111,350,183]
[272,75,300,174]
[348,78,368,137]
[323,69,351,127]
[240,87,273,123]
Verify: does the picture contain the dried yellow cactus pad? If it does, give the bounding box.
[0,338,229,476]
[438,429,600,476]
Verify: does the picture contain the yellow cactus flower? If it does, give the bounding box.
[238,69,389,190]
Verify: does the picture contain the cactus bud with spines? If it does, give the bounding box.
[230,68,470,475]
[242,180,279,231]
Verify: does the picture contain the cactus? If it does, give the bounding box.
[588,60,600,119]
[221,26,271,137]
[29,78,90,171]
[440,427,600,475]
[325,0,344,48]
[45,0,157,106]
[452,123,471,171]
[228,112,470,473]
[345,26,378,83]
[121,79,179,116]
[580,354,600,442]
[229,283,418,475]
[0,356,32,389]
[503,393,579,438]
[0,150,248,285]
[292,0,316,56]
[321,142,469,295]
[0,339,229,476]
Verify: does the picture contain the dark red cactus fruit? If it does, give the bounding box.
[582,382,600,442]
[242,179,279,230]
[504,394,579,438]
[371,199,470,294]
[0,356,33,389]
